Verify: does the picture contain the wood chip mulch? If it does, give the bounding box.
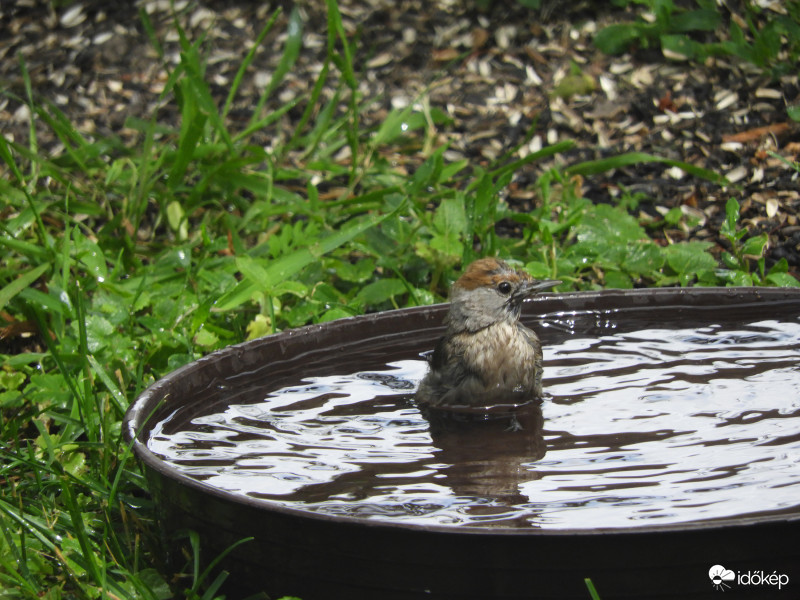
[2,0,799,276]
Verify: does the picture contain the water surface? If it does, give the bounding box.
[148,317,800,529]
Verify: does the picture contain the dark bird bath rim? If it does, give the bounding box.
[123,287,800,599]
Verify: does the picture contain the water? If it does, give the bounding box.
[148,317,800,529]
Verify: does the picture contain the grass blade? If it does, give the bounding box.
[325,0,356,89]
[0,126,51,251]
[252,5,303,123]
[215,204,404,312]
[286,58,331,153]
[585,578,602,600]
[61,481,103,588]
[173,19,234,153]
[0,498,60,556]
[222,7,282,120]
[233,95,303,144]
[0,263,49,312]
[565,151,728,185]
[87,354,127,418]
[484,139,576,185]
[167,79,208,191]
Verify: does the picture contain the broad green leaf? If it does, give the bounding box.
[0,371,26,392]
[604,270,633,289]
[410,146,445,193]
[272,280,309,298]
[246,314,272,340]
[722,197,740,237]
[85,315,115,353]
[664,241,717,279]
[76,236,108,283]
[433,197,467,238]
[235,255,270,288]
[721,251,741,270]
[741,234,768,258]
[670,9,721,33]
[768,258,790,275]
[594,23,647,55]
[622,242,665,275]
[327,258,376,283]
[432,234,462,259]
[551,72,596,99]
[766,272,800,287]
[318,306,354,323]
[574,204,646,246]
[718,269,754,286]
[136,568,173,600]
[415,235,461,268]
[354,278,407,308]
[661,34,701,60]
[524,261,552,279]
[26,373,72,407]
[60,448,87,477]
[194,327,220,348]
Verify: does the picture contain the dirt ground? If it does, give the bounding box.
[2,0,799,274]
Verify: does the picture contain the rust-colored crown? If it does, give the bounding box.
[453,258,531,291]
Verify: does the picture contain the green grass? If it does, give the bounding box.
[1,2,798,599]
[595,0,800,78]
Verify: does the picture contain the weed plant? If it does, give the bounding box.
[595,0,800,78]
[1,1,798,598]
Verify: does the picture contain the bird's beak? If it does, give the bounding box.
[520,279,561,297]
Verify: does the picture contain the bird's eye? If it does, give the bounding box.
[497,281,512,295]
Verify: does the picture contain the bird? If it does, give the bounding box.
[416,258,560,408]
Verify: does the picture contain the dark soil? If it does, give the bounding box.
[2,0,799,274]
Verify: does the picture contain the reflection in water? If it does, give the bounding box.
[148,318,800,529]
[425,402,545,501]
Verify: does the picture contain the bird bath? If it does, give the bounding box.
[124,287,800,599]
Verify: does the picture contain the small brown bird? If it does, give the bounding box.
[417,258,559,407]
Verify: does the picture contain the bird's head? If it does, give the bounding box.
[446,258,559,333]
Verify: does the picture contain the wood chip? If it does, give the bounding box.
[60,4,86,28]
[766,198,779,218]
[726,166,749,183]
[366,52,394,68]
[432,48,459,62]
[720,141,744,153]
[715,91,738,111]
[722,123,790,143]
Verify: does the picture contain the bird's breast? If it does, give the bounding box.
[452,322,541,390]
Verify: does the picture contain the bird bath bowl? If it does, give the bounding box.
[124,287,800,599]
